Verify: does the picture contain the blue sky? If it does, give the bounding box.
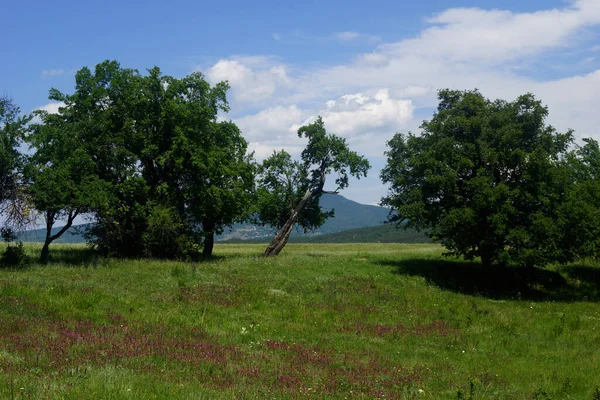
[3,0,600,205]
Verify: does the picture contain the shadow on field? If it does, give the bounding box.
[42,249,228,267]
[45,247,98,266]
[378,258,600,302]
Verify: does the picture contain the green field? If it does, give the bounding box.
[1,243,599,399]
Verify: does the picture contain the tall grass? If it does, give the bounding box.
[0,243,599,399]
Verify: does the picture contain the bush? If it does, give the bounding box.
[0,228,29,268]
[143,205,201,260]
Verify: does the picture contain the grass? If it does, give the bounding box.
[0,243,599,399]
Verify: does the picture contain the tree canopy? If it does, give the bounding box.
[381,89,576,268]
[26,60,255,259]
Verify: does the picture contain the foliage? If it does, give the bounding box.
[86,176,149,258]
[143,204,201,260]
[381,89,575,267]
[26,105,111,262]
[43,60,254,259]
[255,150,331,233]
[257,117,370,256]
[556,138,600,260]
[0,227,29,267]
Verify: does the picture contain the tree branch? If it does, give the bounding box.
[48,209,79,242]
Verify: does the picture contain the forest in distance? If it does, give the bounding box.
[2,59,600,269]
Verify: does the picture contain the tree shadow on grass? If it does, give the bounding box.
[377,258,600,302]
[45,246,98,266]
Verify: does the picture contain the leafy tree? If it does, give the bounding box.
[381,89,574,268]
[555,138,600,260]
[47,61,254,259]
[45,61,146,257]
[131,68,255,258]
[0,96,30,228]
[26,108,109,263]
[258,117,370,256]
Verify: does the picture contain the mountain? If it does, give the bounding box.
[217,194,390,241]
[18,195,391,243]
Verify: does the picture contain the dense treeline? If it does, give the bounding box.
[1,61,600,268]
[1,60,369,263]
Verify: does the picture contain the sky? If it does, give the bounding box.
[2,0,600,206]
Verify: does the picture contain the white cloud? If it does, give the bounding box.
[235,90,412,159]
[335,31,360,41]
[356,52,390,67]
[202,0,600,204]
[36,102,65,114]
[204,59,292,105]
[383,2,600,64]
[320,89,412,137]
[41,69,66,78]
[236,105,308,142]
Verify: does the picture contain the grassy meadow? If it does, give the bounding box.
[0,243,599,399]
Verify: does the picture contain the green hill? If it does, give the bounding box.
[292,224,427,243]
[223,224,427,244]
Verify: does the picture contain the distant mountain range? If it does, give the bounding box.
[19,195,398,244]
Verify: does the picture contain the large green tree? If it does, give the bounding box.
[35,61,143,257]
[381,89,574,268]
[42,60,254,259]
[258,117,370,257]
[131,68,254,258]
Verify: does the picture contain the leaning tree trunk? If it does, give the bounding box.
[40,210,79,264]
[264,188,315,257]
[202,219,215,259]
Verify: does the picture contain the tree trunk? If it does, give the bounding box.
[264,188,315,257]
[40,210,79,264]
[480,246,494,268]
[202,219,215,259]
[40,239,51,264]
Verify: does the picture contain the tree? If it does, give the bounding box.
[184,121,255,258]
[130,68,255,259]
[43,61,146,257]
[381,89,573,268]
[47,61,254,259]
[0,96,30,228]
[26,108,108,263]
[555,138,600,261]
[258,117,370,257]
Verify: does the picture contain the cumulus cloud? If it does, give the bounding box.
[319,90,412,137]
[381,1,600,64]
[201,0,600,204]
[205,59,292,105]
[236,105,308,142]
[234,90,412,159]
[36,102,66,114]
